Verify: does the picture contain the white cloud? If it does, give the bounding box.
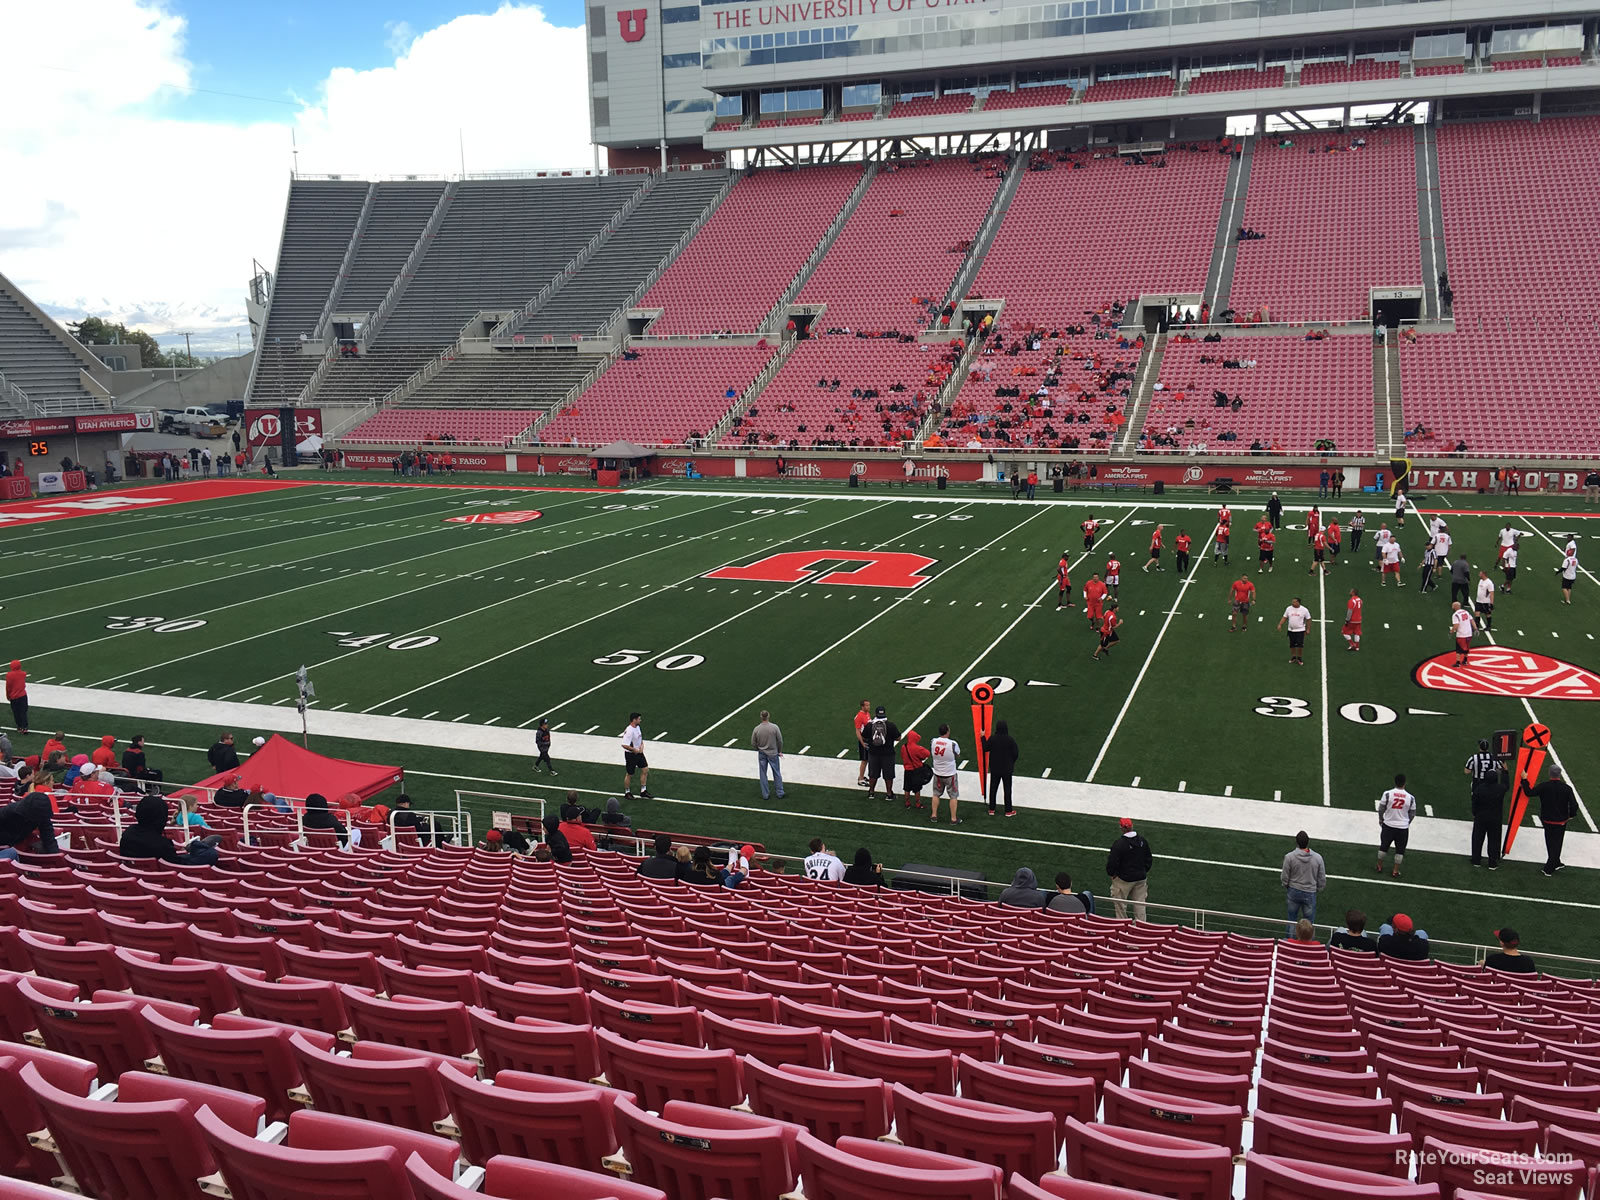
[384,20,417,56]
[0,1,592,356]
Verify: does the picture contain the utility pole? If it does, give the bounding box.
[183,332,193,368]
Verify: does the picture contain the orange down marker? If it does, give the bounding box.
[1504,721,1551,856]
[970,681,994,795]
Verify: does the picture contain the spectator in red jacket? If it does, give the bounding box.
[91,735,118,770]
[558,797,597,853]
[5,661,27,735]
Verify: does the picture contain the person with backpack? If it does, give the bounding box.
[534,719,557,775]
[1106,817,1153,920]
[863,705,900,800]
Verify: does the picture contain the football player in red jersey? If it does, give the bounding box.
[1092,603,1121,661]
[1307,505,1321,545]
[1142,525,1164,573]
[1258,527,1276,574]
[1174,529,1192,573]
[1055,553,1075,609]
[1230,575,1257,632]
[1084,573,1108,629]
[1105,555,1122,599]
[1213,517,1231,565]
[1081,514,1101,551]
[1308,528,1329,575]
[1343,587,1363,651]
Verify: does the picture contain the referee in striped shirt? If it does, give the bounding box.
[1466,739,1508,868]
[1419,540,1439,593]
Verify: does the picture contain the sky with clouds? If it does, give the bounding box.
[0,0,594,355]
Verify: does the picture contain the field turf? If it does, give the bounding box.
[5,473,1599,964]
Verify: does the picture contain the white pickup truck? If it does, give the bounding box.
[159,406,230,436]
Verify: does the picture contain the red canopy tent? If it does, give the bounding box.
[182,734,403,802]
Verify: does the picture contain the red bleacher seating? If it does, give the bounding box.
[1081,76,1173,103]
[1299,59,1402,86]
[983,85,1079,112]
[1189,66,1285,94]
[889,95,976,119]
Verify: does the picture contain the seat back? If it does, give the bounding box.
[831,1031,955,1095]
[1063,1118,1232,1200]
[1250,1110,1411,1177]
[466,1008,600,1079]
[228,970,349,1034]
[115,952,238,1022]
[1242,1151,1443,1199]
[143,1007,320,1124]
[892,1084,1057,1185]
[0,1047,98,1182]
[703,1010,828,1069]
[957,1055,1096,1136]
[19,979,171,1079]
[437,1069,619,1172]
[744,1056,892,1143]
[597,1027,743,1109]
[613,1095,796,1200]
[1100,1083,1245,1155]
[404,1151,668,1200]
[796,1132,1004,1200]
[340,988,474,1057]
[287,1035,452,1132]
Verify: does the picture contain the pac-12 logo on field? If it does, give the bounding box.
[616,8,647,40]
[706,550,935,589]
[444,510,543,525]
[1413,647,1600,701]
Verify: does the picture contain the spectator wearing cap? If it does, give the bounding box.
[1486,927,1535,974]
[863,705,900,799]
[213,775,249,807]
[1281,830,1326,932]
[558,795,597,853]
[1330,909,1376,952]
[480,829,509,853]
[1377,914,1430,961]
[637,834,679,880]
[1106,817,1152,921]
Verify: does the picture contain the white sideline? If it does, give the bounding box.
[30,683,1598,869]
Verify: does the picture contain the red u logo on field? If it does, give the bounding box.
[706,550,935,589]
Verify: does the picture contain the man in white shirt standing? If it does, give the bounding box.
[1372,522,1391,571]
[1497,523,1518,565]
[620,712,653,800]
[928,723,962,826]
[803,837,844,881]
[1277,597,1312,667]
[1450,601,1476,666]
[1377,772,1417,878]
[1501,541,1519,593]
[1380,538,1403,587]
[1433,524,1452,564]
[1474,571,1496,631]
[1560,548,1579,605]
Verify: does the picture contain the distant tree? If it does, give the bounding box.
[67,316,165,368]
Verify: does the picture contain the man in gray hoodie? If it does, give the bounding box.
[1282,829,1327,933]
[998,866,1046,908]
[752,710,784,801]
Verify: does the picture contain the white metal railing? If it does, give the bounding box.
[363,181,458,350]
[524,344,625,441]
[0,369,43,417]
[322,400,380,439]
[312,182,379,343]
[760,163,878,333]
[708,334,797,445]
[943,151,1023,308]
[291,342,340,408]
[914,329,987,442]
[491,173,660,344]
[604,170,739,338]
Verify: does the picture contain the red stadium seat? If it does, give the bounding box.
[21,1061,264,1200]
[1008,1176,1176,1200]
[196,1105,460,1200]
[1241,1152,1442,1199]
[404,1151,668,1200]
[287,1034,469,1132]
[341,987,474,1057]
[891,1083,1058,1185]
[797,1132,1004,1200]
[0,1045,99,1183]
[613,1096,802,1200]
[1063,1118,1232,1200]
[830,1031,956,1095]
[1251,1110,1411,1176]
[587,990,703,1045]
[744,1056,893,1143]
[1398,1100,1540,1155]
[1254,1077,1395,1131]
[596,1027,743,1109]
[1415,1135,1583,1198]
[466,1008,600,1079]
[703,1010,829,1068]
[437,1069,621,1172]
[19,978,183,1080]
[1100,1082,1245,1154]
[1123,1057,1250,1111]
[142,1007,332,1124]
[475,975,589,1023]
[113,950,238,1021]
[957,1054,1097,1134]
[229,969,349,1034]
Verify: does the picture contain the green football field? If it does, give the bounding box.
[5,473,1599,963]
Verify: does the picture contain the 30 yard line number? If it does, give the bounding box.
[105,615,208,633]
[1256,695,1399,725]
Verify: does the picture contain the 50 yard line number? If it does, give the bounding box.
[1257,695,1399,725]
[593,648,705,671]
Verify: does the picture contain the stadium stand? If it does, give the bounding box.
[728,337,960,449]
[640,165,864,335]
[1228,129,1420,323]
[0,277,105,415]
[395,349,607,412]
[341,408,543,447]
[519,170,731,339]
[1298,59,1402,86]
[540,344,776,446]
[1080,75,1173,103]
[1,810,1596,1200]
[887,94,976,119]
[1398,116,1600,456]
[376,177,640,346]
[982,85,1079,112]
[1149,335,1375,455]
[335,182,450,324]
[798,157,1004,331]
[1188,66,1286,94]
[249,180,370,404]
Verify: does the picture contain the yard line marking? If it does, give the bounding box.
[551,722,566,731]
[484,717,502,725]
[162,687,182,695]
[421,710,437,719]
[375,501,895,718]
[1178,780,1187,793]
[1041,768,1052,778]
[1273,789,1282,802]
[584,725,600,734]
[29,489,639,660]
[691,504,1054,743]
[331,703,347,711]
[655,732,668,740]
[135,685,153,693]
[1224,785,1234,797]
[724,738,739,747]
[799,745,811,755]
[1424,804,1435,817]
[1086,519,1215,783]
[192,690,207,697]
[836,749,850,758]
[902,512,1136,738]
[58,679,78,686]
[1317,563,1331,807]
[243,695,262,703]
[453,714,471,722]
[959,760,969,770]
[35,676,55,684]
[1131,776,1141,786]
